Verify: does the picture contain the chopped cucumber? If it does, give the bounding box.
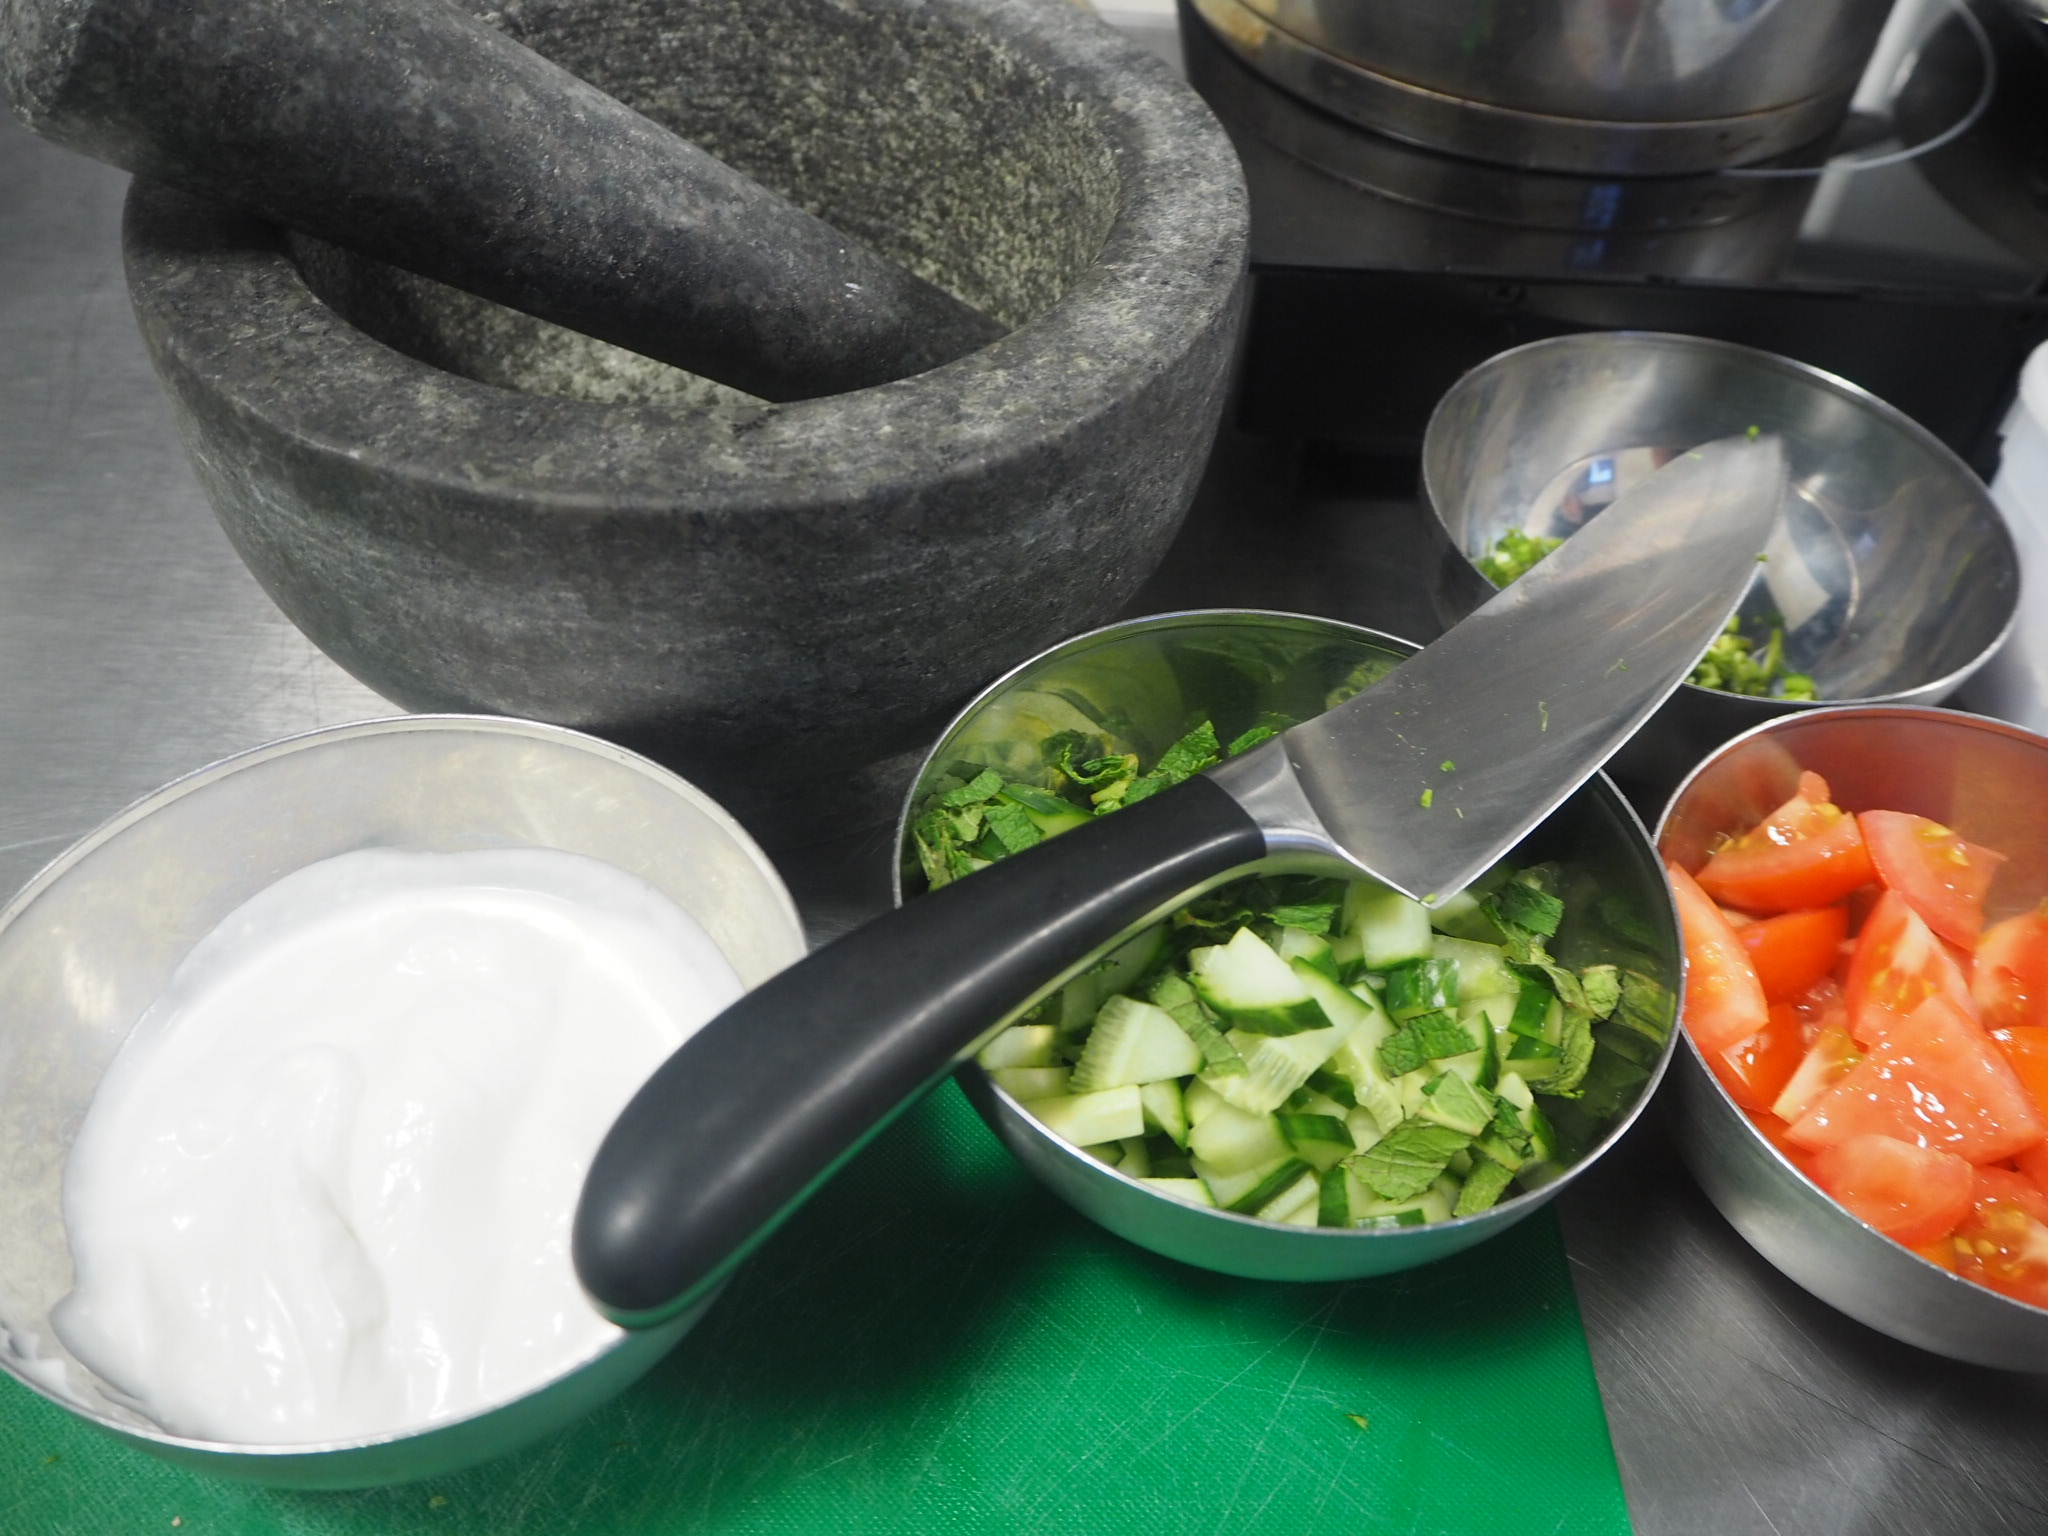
[1143,1177,1215,1208]
[1230,1158,1316,1216]
[1056,924,1168,1037]
[1277,1112,1355,1171]
[1257,1168,1323,1224]
[1432,936,1520,1002]
[928,731,1662,1235]
[1204,1022,1352,1113]
[1068,995,1204,1091]
[989,1065,1071,1101]
[1187,1099,1292,1175]
[1024,1085,1145,1146]
[1147,970,1246,1076]
[1184,1075,1228,1128]
[977,1023,1061,1070]
[1418,1070,1495,1137]
[1188,927,1331,1036]
[1344,882,1433,969]
[1383,957,1459,1021]
[1272,925,1340,980]
[1139,1078,1191,1149]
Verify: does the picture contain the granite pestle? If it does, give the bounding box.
[0,0,1007,401]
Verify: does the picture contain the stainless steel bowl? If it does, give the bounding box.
[1658,706,2048,1370]
[1184,0,1892,174]
[893,609,1683,1282]
[1424,332,2020,800]
[0,716,807,1486]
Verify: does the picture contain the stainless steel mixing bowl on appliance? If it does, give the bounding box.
[1184,0,1898,175]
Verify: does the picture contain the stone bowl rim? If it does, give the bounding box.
[120,0,1248,517]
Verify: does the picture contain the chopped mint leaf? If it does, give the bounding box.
[1488,1099,1534,1156]
[1577,963,1621,1020]
[1040,730,1098,776]
[1351,1118,1472,1201]
[982,801,1044,856]
[1491,879,1564,937]
[941,768,1004,808]
[1268,902,1339,935]
[1227,724,1282,755]
[1325,656,1400,709]
[1377,1011,1476,1078]
[998,781,1071,815]
[1612,969,1677,1046]
[1595,893,1659,951]
[1153,721,1223,780]
[1545,1008,1596,1097]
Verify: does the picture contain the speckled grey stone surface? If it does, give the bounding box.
[4,0,1002,400]
[120,0,1247,843]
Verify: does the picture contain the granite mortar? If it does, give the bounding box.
[120,0,1248,844]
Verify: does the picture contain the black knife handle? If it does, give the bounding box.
[573,773,1267,1323]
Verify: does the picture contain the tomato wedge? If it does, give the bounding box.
[1993,1024,2048,1121]
[1708,1002,1807,1113]
[1859,811,2005,949]
[1694,774,1876,914]
[1976,908,2048,1032]
[1738,904,1850,1005]
[1809,1133,1975,1244]
[1952,1169,2048,1307]
[1841,889,1975,1047]
[1785,993,2047,1164]
[1669,860,1768,1056]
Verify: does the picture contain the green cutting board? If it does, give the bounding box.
[1,1080,1630,1535]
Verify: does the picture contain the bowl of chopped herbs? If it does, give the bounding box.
[1423,331,2017,799]
[892,609,1685,1281]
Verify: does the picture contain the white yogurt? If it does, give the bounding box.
[53,847,741,1446]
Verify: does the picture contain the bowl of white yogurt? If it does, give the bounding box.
[0,715,807,1487]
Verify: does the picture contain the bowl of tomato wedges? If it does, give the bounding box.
[1659,706,2048,1368]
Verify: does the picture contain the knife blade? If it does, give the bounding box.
[1212,432,1788,902]
[573,433,1786,1325]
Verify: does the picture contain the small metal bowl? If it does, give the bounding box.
[1423,332,2019,798]
[1659,706,2048,1369]
[893,609,1683,1281]
[0,716,806,1486]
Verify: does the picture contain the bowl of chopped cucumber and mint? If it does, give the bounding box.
[1422,331,2017,801]
[893,610,1685,1281]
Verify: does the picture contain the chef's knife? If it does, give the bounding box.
[575,433,1787,1324]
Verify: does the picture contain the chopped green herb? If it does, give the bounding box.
[1378,1011,1477,1078]
[1419,788,1434,809]
[1352,1118,1473,1200]
[1477,527,1563,586]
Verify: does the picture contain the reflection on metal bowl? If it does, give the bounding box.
[1179,3,1822,283]
[1422,332,2018,801]
[1185,0,1893,175]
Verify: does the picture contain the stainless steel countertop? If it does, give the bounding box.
[7,114,2048,1535]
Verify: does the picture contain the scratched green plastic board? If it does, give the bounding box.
[0,1081,1629,1535]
